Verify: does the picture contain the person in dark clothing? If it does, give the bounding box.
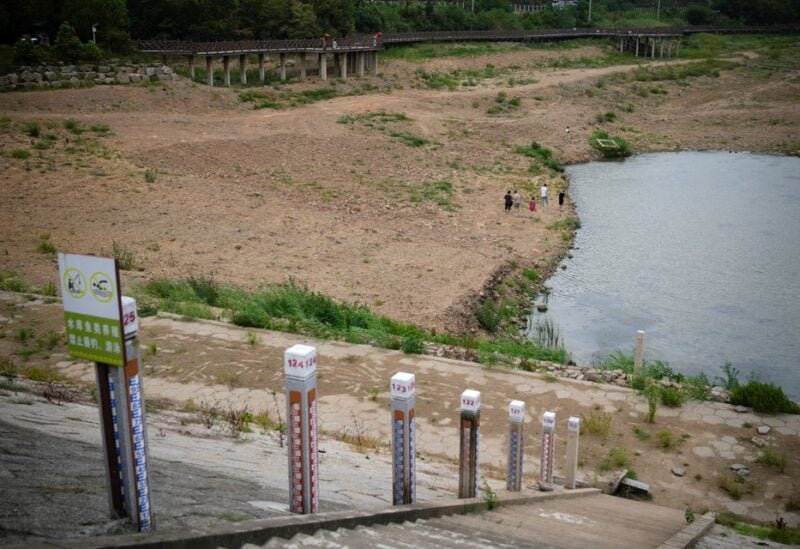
[558,191,566,210]
[504,190,513,212]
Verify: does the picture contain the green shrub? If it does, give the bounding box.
[111,241,137,271]
[657,429,675,449]
[35,233,56,255]
[755,447,787,473]
[0,271,30,292]
[731,380,799,414]
[580,410,612,439]
[589,131,631,158]
[600,447,629,471]
[11,149,30,160]
[400,337,425,354]
[24,122,40,138]
[476,300,501,333]
[659,385,686,408]
[522,268,540,282]
[13,36,45,65]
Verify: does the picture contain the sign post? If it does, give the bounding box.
[538,411,556,491]
[390,372,416,505]
[634,330,645,377]
[506,400,525,492]
[59,253,154,532]
[458,389,480,499]
[284,344,319,514]
[565,416,581,489]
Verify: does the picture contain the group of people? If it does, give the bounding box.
[504,183,565,216]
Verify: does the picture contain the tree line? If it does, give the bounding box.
[2,0,798,52]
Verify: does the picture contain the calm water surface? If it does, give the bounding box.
[531,151,800,398]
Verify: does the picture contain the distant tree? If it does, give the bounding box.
[312,0,356,36]
[61,0,129,41]
[54,22,86,62]
[685,4,713,25]
[13,35,46,65]
[354,2,387,33]
[283,0,320,37]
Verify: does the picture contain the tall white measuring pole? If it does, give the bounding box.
[565,416,581,489]
[538,411,556,491]
[458,389,480,499]
[284,344,319,514]
[391,372,416,505]
[506,400,525,492]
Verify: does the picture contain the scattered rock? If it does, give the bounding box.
[729,463,747,471]
[736,468,750,478]
[750,436,766,448]
[671,466,686,477]
[757,425,770,435]
[734,405,749,413]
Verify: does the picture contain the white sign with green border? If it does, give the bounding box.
[58,253,125,366]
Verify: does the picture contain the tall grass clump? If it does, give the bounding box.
[515,142,564,172]
[731,380,799,414]
[589,131,631,158]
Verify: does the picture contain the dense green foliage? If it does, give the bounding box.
[3,0,797,47]
[731,380,800,414]
[132,277,567,364]
[589,131,632,158]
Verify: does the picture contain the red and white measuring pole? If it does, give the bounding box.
[284,344,319,514]
[538,411,556,491]
[458,389,481,499]
[506,400,525,492]
[391,372,416,505]
[96,296,154,531]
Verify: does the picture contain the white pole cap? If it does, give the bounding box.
[568,416,581,433]
[542,411,556,430]
[460,389,481,413]
[509,400,525,422]
[390,372,416,399]
[284,344,317,379]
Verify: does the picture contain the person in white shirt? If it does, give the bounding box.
[540,183,549,206]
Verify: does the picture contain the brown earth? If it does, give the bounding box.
[1,43,798,332]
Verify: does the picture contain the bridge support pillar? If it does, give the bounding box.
[258,53,265,83]
[339,53,347,80]
[651,38,656,59]
[299,53,307,80]
[635,38,640,57]
[619,38,623,54]
[372,51,379,75]
[205,56,214,87]
[280,53,287,81]
[239,54,247,84]
[223,55,231,87]
[319,53,327,81]
[659,40,665,59]
[161,54,167,66]
[357,52,365,77]
[187,56,195,80]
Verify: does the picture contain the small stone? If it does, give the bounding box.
[729,463,747,471]
[734,405,749,413]
[671,466,686,477]
[750,436,766,448]
[757,426,770,435]
[736,468,750,478]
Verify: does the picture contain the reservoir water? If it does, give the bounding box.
[531,151,800,399]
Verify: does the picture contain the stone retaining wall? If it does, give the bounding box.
[0,63,179,91]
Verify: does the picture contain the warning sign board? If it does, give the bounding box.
[58,253,125,365]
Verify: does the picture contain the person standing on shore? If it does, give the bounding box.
[513,190,521,212]
[529,196,536,218]
[558,190,565,210]
[504,190,513,212]
[540,182,549,207]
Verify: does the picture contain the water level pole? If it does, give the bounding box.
[100,297,155,531]
[284,344,319,514]
[565,416,581,489]
[458,389,481,499]
[634,330,645,377]
[538,411,556,491]
[391,372,416,505]
[506,400,525,492]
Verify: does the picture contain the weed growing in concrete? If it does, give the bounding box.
[224,405,250,438]
[719,474,748,500]
[42,381,73,405]
[199,399,219,428]
[23,365,64,384]
[657,430,675,449]
[581,409,612,439]
[245,330,260,347]
[599,447,629,472]
[755,447,787,473]
[685,507,695,524]
[481,477,499,510]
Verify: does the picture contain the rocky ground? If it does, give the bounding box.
[1,292,798,545]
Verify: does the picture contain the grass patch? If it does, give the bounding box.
[580,409,612,439]
[589,131,631,158]
[35,233,57,255]
[657,429,676,449]
[547,217,581,231]
[600,447,630,472]
[755,447,787,473]
[23,365,65,383]
[515,142,564,172]
[11,148,31,160]
[110,240,137,271]
[633,426,650,441]
[0,271,31,292]
[409,180,457,210]
[731,380,799,414]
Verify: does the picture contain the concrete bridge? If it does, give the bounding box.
[138,25,797,86]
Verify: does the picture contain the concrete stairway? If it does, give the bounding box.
[252,493,688,549]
